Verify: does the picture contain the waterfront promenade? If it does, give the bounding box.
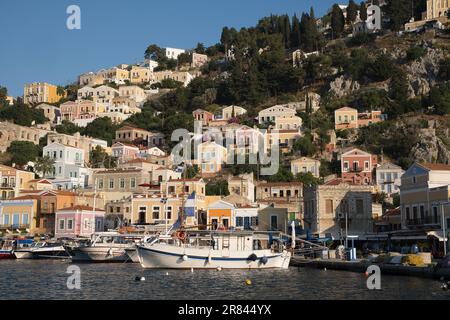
[291,257,450,280]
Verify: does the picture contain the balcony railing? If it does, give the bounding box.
[0,183,16,188]
[0,224,30,229]
[406,217,441,226]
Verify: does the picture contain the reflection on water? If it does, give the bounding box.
[0,260,448,300]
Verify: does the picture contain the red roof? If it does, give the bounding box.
[58,205,104,212]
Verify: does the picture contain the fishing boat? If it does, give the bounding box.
[136,230,292,269]
[0,239,15,259]
[69,232,143,262]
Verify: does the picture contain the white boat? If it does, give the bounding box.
[69,232,144,262]
[13,239,35,259]
[136,231,292,269]
[15,241,70,259]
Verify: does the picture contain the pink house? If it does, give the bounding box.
[111,142,139,163]
[341,148,378,185]
[192,109,214,126]
[55,205,105,238]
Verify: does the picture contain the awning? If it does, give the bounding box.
[391,235,428,240]
[427,230,448,242]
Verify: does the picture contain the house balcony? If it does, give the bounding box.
[0,224,30,230]
[0,183,16,189]
[406,217,441,228]
[40,208,56,215]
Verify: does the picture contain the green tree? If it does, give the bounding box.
[7,141,40,166]
[206,180,230,196]
[291,14,301,48]
[383,0,413,31]
[0,103,48,126]
[293,134,317,157]
[89,145,117,168]
[144,44,164,60]
[428,83,450,115]
[0,86,8,108]
[34,155,55,177]
[331,4,345,38]
[55,120,81,135]
[367,54,395,82]
[267,166,294,182]
[359,2,367,21]
[177,52,192,65]
[195,43,206,54]
[438,57,450,81]
[347,0,358,23]
[294,172,320,187]
[82,117,119,146]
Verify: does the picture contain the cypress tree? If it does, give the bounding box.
[331,4,345,39]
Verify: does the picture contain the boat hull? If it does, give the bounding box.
[137,244,291,269]
[0,250,14,259]
[71,247,129,262]
[13,250,34,259]
[125,248,140,263]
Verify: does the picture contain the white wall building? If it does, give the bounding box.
[164,47,186,60]
[43,143,90,189]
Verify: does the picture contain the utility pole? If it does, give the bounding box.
[441,203,448,256]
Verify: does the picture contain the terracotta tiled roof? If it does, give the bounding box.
[96,168,142,174]
[11,195,40,200]
[323,178,344,186]
[58,205,105,212]
[28,179,52,184]
[257,181,302,187]
[117,126,149,133]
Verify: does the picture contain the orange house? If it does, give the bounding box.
[207,200,235,230]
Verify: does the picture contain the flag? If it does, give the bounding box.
[184,192,196,217]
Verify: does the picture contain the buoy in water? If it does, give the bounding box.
[191,267,194,273]
[165,272,169,276]
[442,282,448,291]
[135,276,145,281]
[245,279,252,286]
[323,267,327,271]
[217,266,222,271]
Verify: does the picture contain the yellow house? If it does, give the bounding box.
[0,164,36,200]
[23,82,64,105]
[130,66,151,84]
[0,196,38,233]
[197,141,227,176]
[334,107,358,130]
[291,157,321,178]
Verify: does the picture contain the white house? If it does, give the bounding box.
[376,163,404,196]
[77,85,119,105]
[139,146,166,158]
[118,85,147,104]
[151,167,182,184]
[222,106,247,120]
[258,105,302,130]
[43,143,90,189]
[235,206,259,231]
[164,47,186,60]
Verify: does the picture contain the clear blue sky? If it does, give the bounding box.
[0,0,336,97]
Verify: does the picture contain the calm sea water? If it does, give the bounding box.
[0,260,448,300]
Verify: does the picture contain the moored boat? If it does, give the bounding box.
[69,232,144,262]
[136,231,292,269]
[12,239,35,259]
[0,239,15,259]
